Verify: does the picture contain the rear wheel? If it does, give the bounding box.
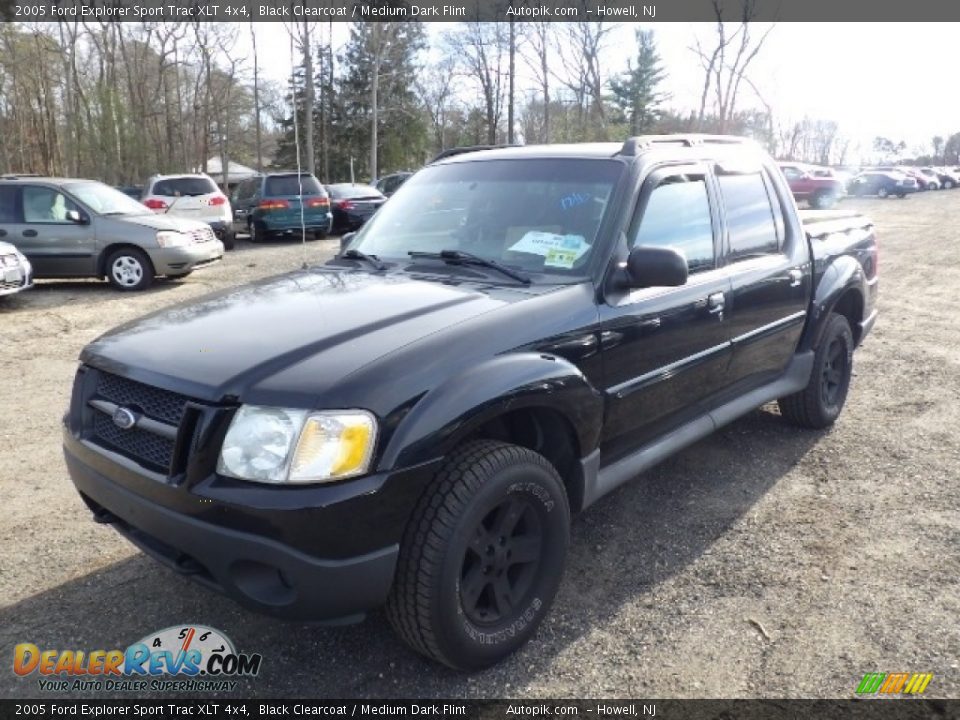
[778,312,854,429]
[943,180,954,190]
[106,248,153,291]
[249,221,267,243]
[222,229,235,250]
[811,191,836,210]
[386,440,570,670]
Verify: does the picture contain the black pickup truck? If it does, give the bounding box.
[64,136,878,670]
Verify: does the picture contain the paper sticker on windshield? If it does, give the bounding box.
[508,231,590,268]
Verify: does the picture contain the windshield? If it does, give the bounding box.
[328,184,383,199]
[66,181,150,216]
[151,176,218,197]
[264,174,324,196]
[350,158,622,277]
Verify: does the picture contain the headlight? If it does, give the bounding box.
[156,230,190,248]
[217,406,377,484]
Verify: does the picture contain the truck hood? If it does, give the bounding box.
[81,268,521,405]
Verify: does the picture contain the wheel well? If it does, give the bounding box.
[831,288,864,345]
[98,244,155,278]
[465,407,584,511]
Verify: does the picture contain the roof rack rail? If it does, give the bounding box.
[428,144,521,164]
[618,134,751,156]
[0,173,43,179]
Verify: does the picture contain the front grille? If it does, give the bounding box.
[88,371,198,473]
[0,279,24,291]
[96,372,190,425]
[92,412,175,471]
[187,227,216,244]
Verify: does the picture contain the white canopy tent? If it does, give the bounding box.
[195,158,259,188]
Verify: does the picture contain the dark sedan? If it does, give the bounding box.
[847,171,917,198]
[326,184,387,233]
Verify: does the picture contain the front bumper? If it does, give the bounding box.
[148,241,224,275]
[63,418,439,622]
[0,262,33,296]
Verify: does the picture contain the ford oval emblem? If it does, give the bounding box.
[113,407,137,430]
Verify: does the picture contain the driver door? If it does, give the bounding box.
[598,164,733,462]
[9,185,96,277]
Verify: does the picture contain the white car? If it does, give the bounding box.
[141,174,234,249]
[0,240,32,297]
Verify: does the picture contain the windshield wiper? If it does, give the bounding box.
[408,250,531,285]
[340,248,387,272]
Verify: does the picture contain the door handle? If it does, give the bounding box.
[22,229,37,237]
[788,269,803,287]
[707,292,725,320]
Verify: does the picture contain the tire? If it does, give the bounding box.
[222,229,235,250]
[249,220,267,243]
[877,187,889,198]
[811,192,835,210]
[106,247,153,291]
[898,193,907,199]
[944,180,954,190]
[312,230,327,241]
[778,312,854,429]
[386,439,570,670]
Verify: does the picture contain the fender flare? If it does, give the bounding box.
[800,255,865,352]
[378,352,604,472]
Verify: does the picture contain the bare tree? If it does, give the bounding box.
[445,22,509,144]
[690,0,775,133]
[520,22,553,142]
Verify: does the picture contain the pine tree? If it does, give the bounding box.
[610,30,668,136]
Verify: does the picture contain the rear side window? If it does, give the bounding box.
[631,173,715,274]
[264,175,323,197]
[718,173,779,259]
[0,186,19,223]
[328,184,382,199]
[151,177,218,197]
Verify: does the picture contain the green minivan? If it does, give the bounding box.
[230,172,333,242]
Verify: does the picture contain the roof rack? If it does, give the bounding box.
[618,134,752,157]
[0,173,43,179]
[428,144,521,164]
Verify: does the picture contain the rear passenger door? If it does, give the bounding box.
[718,167,809,390]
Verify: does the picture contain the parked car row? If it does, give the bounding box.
[778,161,960,206]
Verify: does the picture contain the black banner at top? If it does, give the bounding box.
[0,700,957,720]
[6,0,960,22]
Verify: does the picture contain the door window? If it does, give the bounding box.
[0,186,19,223]
[631,173,715,274]
[22,186,80,224]
[717,173,780,259]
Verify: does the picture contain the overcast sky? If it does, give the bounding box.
[244,22,957,159]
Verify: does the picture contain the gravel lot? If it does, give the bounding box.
[1,194,958,700]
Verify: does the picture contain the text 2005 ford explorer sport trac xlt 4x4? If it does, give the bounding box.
[64,136,878,670]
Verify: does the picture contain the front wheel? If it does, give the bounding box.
[811,192,836,210]
[877,187,889,198]
[778,312,854,429]
[943,180,955,190]
[386,440,570,670]
[106,248,154,291]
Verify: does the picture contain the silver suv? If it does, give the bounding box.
[0,177,224,291]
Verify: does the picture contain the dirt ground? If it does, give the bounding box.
[1,195,958,700]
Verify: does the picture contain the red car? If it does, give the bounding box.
[779,163,847,209]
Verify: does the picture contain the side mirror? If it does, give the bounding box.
[66,210,87,225]
[339,232,356,254]
[624,246,688,289]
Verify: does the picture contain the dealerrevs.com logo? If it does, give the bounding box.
[13,625,262,693]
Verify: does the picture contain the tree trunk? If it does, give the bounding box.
[507,19,515,144]
[251,21,263,172]
[302,20,316,175]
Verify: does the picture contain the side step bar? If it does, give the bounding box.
[581,351,814,509]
